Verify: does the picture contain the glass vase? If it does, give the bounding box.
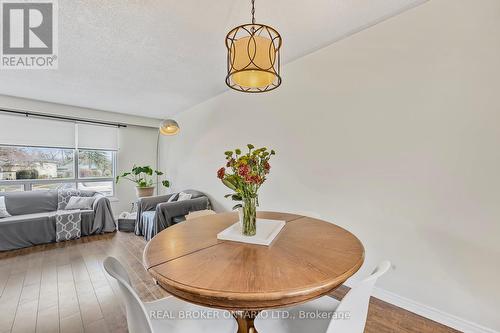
[241,196,257,236]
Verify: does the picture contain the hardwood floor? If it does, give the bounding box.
[0,232,459,333]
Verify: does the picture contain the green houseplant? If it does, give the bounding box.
[116,165,170,197]
[217,144,275,236]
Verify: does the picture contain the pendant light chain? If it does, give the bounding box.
[250,0,256,34]
[251,0,256,25]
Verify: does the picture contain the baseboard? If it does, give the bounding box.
[370,287,498,333]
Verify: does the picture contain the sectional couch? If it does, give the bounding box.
[0,190,116,251]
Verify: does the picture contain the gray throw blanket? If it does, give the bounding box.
[137,197,209,241]
[92,194,116,233]
[135,190,211,241]
[55,210,81,242]
[156,197,211,228]
[57,189,116,234]
[57,189,94,210]
[0,190,117,251]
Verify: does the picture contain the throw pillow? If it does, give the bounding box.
[58,189,82,210]
[65,196,96,210]
[177,192,192,201]
[0,196,11,218]
[167,193,179,202]
[58,189,94,210]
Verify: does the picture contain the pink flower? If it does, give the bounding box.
[252,175,262,184]
[238,165,250,177]
[245,174,261,184]
[264,161,271,173]
[217,167,225,179]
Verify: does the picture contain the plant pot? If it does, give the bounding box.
[136,186,155,198]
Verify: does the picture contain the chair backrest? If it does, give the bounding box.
[326,261,391,333]
[103,257,153,333]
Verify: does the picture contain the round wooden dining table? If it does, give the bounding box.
[143,211,364,333]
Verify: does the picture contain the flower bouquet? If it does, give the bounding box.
[217,144,275,236]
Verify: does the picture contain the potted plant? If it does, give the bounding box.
[217,144,275,236]
[116,165,170,198]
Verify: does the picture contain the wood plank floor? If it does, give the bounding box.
[0,232,460,333]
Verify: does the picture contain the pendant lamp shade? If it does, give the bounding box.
[159,119,180,136]
[225,1,282,93]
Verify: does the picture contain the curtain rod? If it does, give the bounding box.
[0,108,128,128]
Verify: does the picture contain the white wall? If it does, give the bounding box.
[0,95,161,215]
[115,126,158,213]
[163,0,500,331]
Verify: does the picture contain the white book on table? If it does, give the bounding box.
[217,219,286,246]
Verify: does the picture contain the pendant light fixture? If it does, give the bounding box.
[225,0,282,93]
[159,119,180,136]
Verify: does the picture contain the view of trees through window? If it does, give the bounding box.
[78,150,113,178]
[0,146,74,180]
[0,145,115,196]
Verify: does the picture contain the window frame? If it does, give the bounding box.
[0,144,116,196]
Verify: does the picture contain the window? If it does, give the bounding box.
[0,145,116,196]
[78,181,114,197]
[0,146,74,180]
[0,184,24,192]
[32,183,76,191]
[78,150,113,178]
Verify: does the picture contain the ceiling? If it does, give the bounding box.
[0,0,426,119]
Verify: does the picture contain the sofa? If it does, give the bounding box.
[0,190,116,251]
[135,189,211,241]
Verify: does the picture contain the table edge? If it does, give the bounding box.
[148,250,365,310]
[144,211,366,310]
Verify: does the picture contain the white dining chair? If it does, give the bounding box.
[254,261,391,333]
[103,257,238,333]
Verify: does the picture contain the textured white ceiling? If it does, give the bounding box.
[0,0,426,118]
